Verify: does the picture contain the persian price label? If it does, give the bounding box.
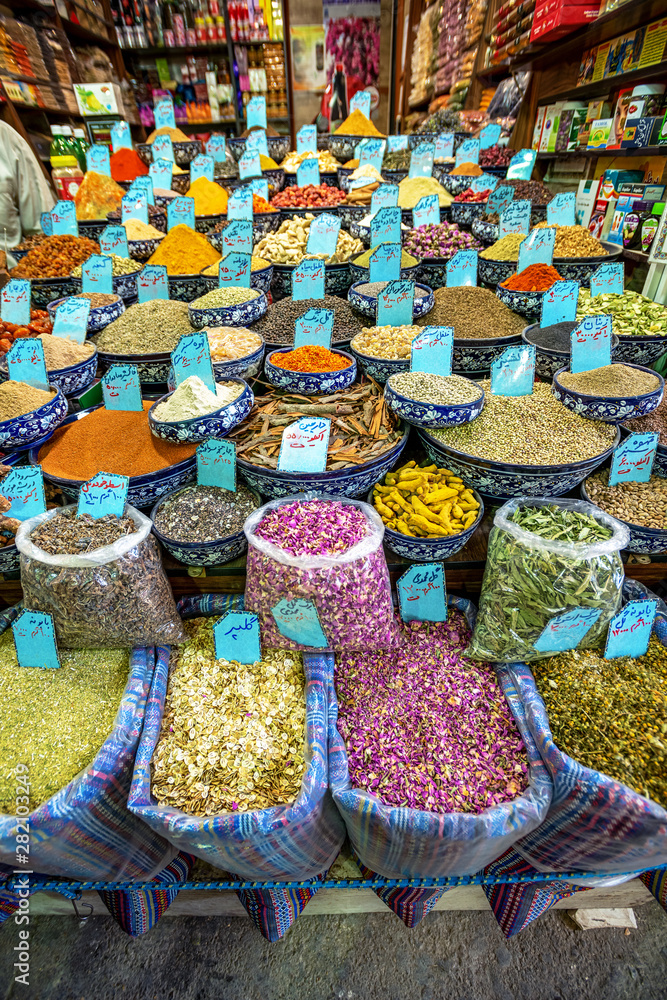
[247,177,269,202]
[411,326,453,376]
[218,252,251,287]
[434,133,454,159]
[487,185,514,217]
[371,184,399,218]
[609,432,659,485]
[412,195,439,228]
[479,124,502,149]
[154,98,176,130]
[296,125,317,154]
[137,265,168,303]
[297,156,320,187]
[121,193,148,225]
[294,308,334,349]
[292,259,324,301]
[110,121,132,152]
[246,130,269,158]
[469,173,498,194]
[490,344,535,396]
[1,279,30,326]
[51,201,78,236]
[387,134,408,152]
[246,95,267,129]
[570,315,612,374]
[128,176,154,206]
[517,226,556,271]
[446,250,478,287]
[590,262,624,297]
[370,206,401,247]
[506,149,537,180]
[546,192,576,227]
[533,606,602,654]
[349,91,371,118]
[604,600,658,659]
[277,416,331,473]
[1,465,46,520]
[12,610,60,670]
[239,150,261,180]
[206,135,227,161]
[6,338,48,389]
[171,331,215,392]
[52,297,91,343]
[271,598,328,648]
[86,144,110,176]
[149,158,174,192]
[409,142,435,179]
[358,138,385,172]
[213,611,260,664]
[227,187,253,221]
[369,243,401,283]
[455,138,480,166]
[498,200,530,238]
[540,280,579,327]
[100,225,129,258]
[397,563,447,622]
[81,254,113,294]
[152,134,174,161]
[197,439,236,491]
[40,212,53,236]
[101,363,143,411]
[222,219,253,253]
[167,196,195,231]
[377,280,414,326]
[77,470,129,519]
[305,212,341,257]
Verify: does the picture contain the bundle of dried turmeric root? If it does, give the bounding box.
[372,460,480,538]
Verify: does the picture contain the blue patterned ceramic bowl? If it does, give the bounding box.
[262,167,286,193]
[70,269,144,303]
[148,377,253,443]
[194,212,225,235]
[107,209,167,234]
[551,243,622,286]
[402,206,451,227]
[166,340,266,388]
[611,334,667,367]
[48,293,124,333]
[452,333,523,374]
[127,235,164,262]
[580,478,667,555]
[136,140,202,167]
[496,283,545,321]
[226,135,291,163]
[199,260,274,295]
[348,280,434,321]
[415,257,454,291]
[328,135,364,162]
[480,165,508,177]
[450,201,487,227]
[337,167,354,190]
[0,384,67,451]
[521,324,621,380]
[348,340,408,384]
[278,206,344,221]
[264,348,356,395]
[552,364,664,424]
[350,220,410,248]
[171,172,191,195]
[30,276,78,309]
[384,374,485,428]
[407,132,471,150]
[77,219,108,242]
[337,204,368,229]
[188,289,267,329]
[207,212,282,251]
[237,423,409,499]
[270,262,352,301]
[96,349,172,392]
[150,484,261,566]
[620,424,667,477]
[168,273,209,302]
[381,168,408,185]
[366,485,485,561]
[478,256,516,287]
[284,170,337,188]
[349,259,421,284]
[0,349,98,397]
[440,174,479,197]
[432,163,455,185]
[471,217,498,244]
[418,425,620,501]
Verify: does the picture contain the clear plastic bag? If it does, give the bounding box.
[468,498,629,663]
[243,492,399,652]
[16,505,186,649]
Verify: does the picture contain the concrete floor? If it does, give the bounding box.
[1,904,666,1000]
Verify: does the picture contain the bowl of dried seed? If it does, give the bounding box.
[552,363,664,424]
[0,383,68,452]
[348,280,434,321]
[47,292,124,333]
[384,371,485,428]
[581,472,667,554]
[150,482,261,565]
[188,287,267,329]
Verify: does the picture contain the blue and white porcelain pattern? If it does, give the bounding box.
[471,217,498,245]
[107,209,167,234]
[270,262,352,301]
[168,273,209,303]
[188,289,267,329]
[348,280,434,321]
[261,168,286,193]
[264,348,357,395]
[237,425,409,499]
[336,167,354,191]
[612,335,667,367]
[30,276,78,309]
[416,257,451,290]
[478,256,516,288]
[431,163,454,185]
[150,485,261,566]
[348,342,408,384]
[148,377,253,443]
[136,140,202,167]
[407,131,471,150]
[77,219,108,242]
[550,244,623,286]
[0,351,98,397]
[440,174,478,197]
[380,168,408,185]
[48,293,124,333]
[337,204,369,229]
[496,283,544,320]
[207,212,282,250]
[552,364,664,424]
[226,135,290,163]
[127,236,163,262]
[328,135,363,163]
[167,342,266,388]
[194,213,225,235]
[450,201,487,227]
[96,350,172,392]
[452,334,524,373]
[349,260,421,284]
[0,384,67,451]
[71,269,144,302]
[521,324,621,380]
[384,375,485,428]
[418,426,620,501]
[278,206,337,220]
[200,261,274,295]
[580,480,667,555]
[367,486,485,562]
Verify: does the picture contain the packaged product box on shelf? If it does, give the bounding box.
[73,81,124,116]
[576,99,612,147]
[587,117,613,149]
[621,116,660,148]
[567,107,588,149]
[607,194,637,245]
[546,100,567,153]
[619,182,667,202]
[530,3,600,44]
[531,105,547,149]
[576,178,600,227]
[606,88,634,150]
[538,104,559,152]
[554,100,586,152]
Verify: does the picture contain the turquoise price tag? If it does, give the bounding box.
[294,308,334,349]
[377,280,414,326]
[122,193,148,225]
[171,331,215,392]
[358,138,385,171]
[540,280,579,327]
[52,297,90,343]
[491,344,535,396]
[499,200,531,238]
[213,611,260,664]
[533,606,602,654]
[296,125,317,153]
[239,150,262,180]
[51,201,78,236]
[292,259,324,301]
[517,227,556,271]
[222,220,253,254]
[247,177,269,202]
[77,470,129,519]
[246,130,269,158]
[590,262,624,297]
[40,211,53,236]
[227,187,253,221]
[82,254,113,294]
[412,195,439,228]
[434,133,454,159]
[409,142,435,178]
[297,157,320,187]
[206,134,227,161]
[487,185,514,217]
[218,252,251,287]
[547,192,576,226]
[349,91,371,117]
[455,138,480,167]
[604,600,657,659]
[190,154,215,183]
[609,432,658,485]
[154,98,176,130]
[137,265,168,303]
[305,212,341,257]
[149,158,174,192]
[506,149,537,180]
[1,279,30,325]
[370,206,401,247]
[479,124,502,150]
[446,249,478,287]
[246,96,267,129]
[7,338,48,389]
[197,438,236,491]
[271,598,328,648]
[371,184,399,218]
[469,173,498,194]
[411,326,453,376]
[387,134,408,151]
[167,196,195,231]
[570,315,612,374]
[100,225,129,258]
[102,363,143,411]
[86,144,110,176]
[152,134,174,161]
[1,466,46,520]
[12,610,60,670]
[128,176,154,206]
[369,243,401,283]
[110,121,132,152]
[397,563,447,623]
[278,416,330,473]
[349,175,375,191]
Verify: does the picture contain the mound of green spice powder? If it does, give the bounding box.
[0,632,129,813]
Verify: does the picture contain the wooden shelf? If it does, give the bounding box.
[623,247,651,263]
[122,42,230,58]
[537,146,667,159]
[60,16,115,46]
[539,60,667,105]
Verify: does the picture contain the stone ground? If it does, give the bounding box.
[1,904,667,1000]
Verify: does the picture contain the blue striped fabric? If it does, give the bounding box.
[328,595,553,879]
[0,606,177,880]
[128,594,345,880]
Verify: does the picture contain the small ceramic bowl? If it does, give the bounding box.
[522,324,620,380]
[167,340,266,387]
[127,235,164,262]
[270,262,352,301]
[0,384,67,451]
[0,349,98,397]
[226,135,290,163]
[264,348,357,395]
[200,260,274,295]
[168,273,209,303]
[450,201,488,227]
[384,374,485,428]
[150,484,261,566]
[136,140,202,168]
[188,289,268,329]
[347,280,434,321]
[496,283,546,321]
[367,485,485,562]
[349,259,421,284]
[407,132,471,150]
[29,276,79,309]
[552,364,664,424]
[71,269,144,303]
[328,134,365,163]
[77,219,109,242]
[348,340,408,384]
[47,293,124,333]
[579,477,667,555]
[194,213,226,235]
[171,172,191,195]
[148,377,254,443]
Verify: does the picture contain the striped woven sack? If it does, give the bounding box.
[329,595,553,879]
[0,605,177,880]
[128,594,345,881]
[502,581,667,874]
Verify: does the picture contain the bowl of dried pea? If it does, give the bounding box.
[552,363,665,424]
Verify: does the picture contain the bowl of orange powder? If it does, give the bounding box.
[264,345,357,395]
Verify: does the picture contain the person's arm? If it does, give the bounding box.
[15,144,56,237]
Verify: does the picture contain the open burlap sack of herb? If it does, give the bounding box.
[468,498,629,663]
[16,505,185,649]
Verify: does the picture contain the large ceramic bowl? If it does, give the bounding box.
[277,205,344,220]
[29,276,78,309]
[237,424,409,499]
[200,260,274,295]
[136,140,202,168]
[440,174,480,197]
[407,132,471,151]
[349,258,421,284]
[337,204,369,229]
[452,332,523,374]
[70,269,144,303]
[336,167,354,190]
[471,217,498,245]
[611,334,667,367]
[107,209,167,234]
[418,425,620,501]
[227,135,290,163]
[77,219,109,242]
[384,375,484,428]
[188,289,268,329]
[552,364,664,424]
[208,212,281,251]
[416,256,459,291]
[496,283,546,321]
[193,212,225,235]
[522,324,620,380]
[168,273,209,302]
[150,484,261,566]
[148,377,253,443]
[48,293,124,333]
[167,340,266,387]
[381,168,408,185]
[348,280,434,321]
[0,349,98,397]
[283,170,338,189]
[579,477,667,555]
[328,134,365,163]
[450,201,488,227]
[478,255,517,287]
[270,262,352,301]
[0,384,67,451]
[366,485,485,562]
[349,340,408,384]
[431,163,455,185]
[96,348,173,392]
[264,348,356,395]
[127,235,164,261]
[479,243,623,289]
